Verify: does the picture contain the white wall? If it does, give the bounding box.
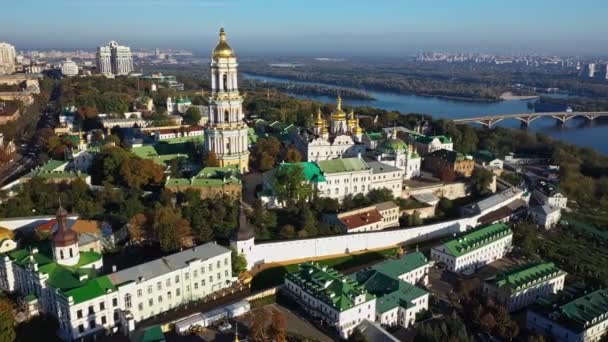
[242,216,478,269]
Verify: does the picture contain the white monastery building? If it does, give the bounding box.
[430,223,513,273]
[483,261,566,312]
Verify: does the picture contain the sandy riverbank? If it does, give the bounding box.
[500,92,539,100]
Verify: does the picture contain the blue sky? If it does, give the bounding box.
[2,0,607,55]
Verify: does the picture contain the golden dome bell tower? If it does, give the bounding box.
[205,28,249,172]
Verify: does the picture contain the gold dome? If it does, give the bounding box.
[314,108,325,126]
[213,28,236,59]
[331,96,346,120]
[354,117,363,135]
[347,109,357,127]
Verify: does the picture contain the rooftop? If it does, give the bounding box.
[536,181,562,197]
[531,285,608,333]
[6,241,106,304]
[317,158,369,174]
[414,135,452,145]
[425,149,469,163]
[439,223,512,257]
[366,160,402,174]
[485,261,566,293]
[108,243,230,287]
[165,166,241,188]
[279,162,326,183]
[375,201,399,212]
[370,252,429,280]
[286,262,373,311]
[338,209,383,230]
[353,268,427,313]
[473,150,499,163]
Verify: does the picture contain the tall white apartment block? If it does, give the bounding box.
[60,59,79,77]
[96,41,133,76]
[0,42,16,75]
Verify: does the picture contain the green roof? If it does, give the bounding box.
[532,285,608,333]
[175,97,191,105]
[286,262,373,311]
[40,159,67,172]
[486,261,566,292]
[365,132,383,141]
[6,242,108,304]
[277,162,326,183]
[380,138,408,153]
[441,223,512,257]
[414,135,452,144]
[165,166,242,188]
[140,326,165,342]
[370,252,429,279]
[317,158,368,174]
[132,140,199,165]
[63,275,116,305]
[353,268,427,313]
[473,150,498,163]
[425,149,468,163]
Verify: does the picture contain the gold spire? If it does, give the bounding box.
[347,108,357,128]
[331,96,346,120]
[355,116,363,134]
[213,27,235,59]
[314,108,324,126]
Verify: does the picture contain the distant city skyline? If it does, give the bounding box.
[2,0,608,56]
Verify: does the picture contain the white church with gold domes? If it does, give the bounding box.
[294,96,366,162]
[204,28,250,172]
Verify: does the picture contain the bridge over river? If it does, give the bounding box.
[452,111,608,128]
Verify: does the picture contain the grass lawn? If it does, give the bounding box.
[250,247,399,291]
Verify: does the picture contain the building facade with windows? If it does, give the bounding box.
[96,41,133,76]
[483,262,566,312]
[0,207,234,341]
[533,181,568,209]
[60,59,79,77]
[430,223,513,273]
[526,286,608,342]
[0,42,16,75]
[284,262,376,339]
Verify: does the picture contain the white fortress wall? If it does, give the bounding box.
[246,215,479,268]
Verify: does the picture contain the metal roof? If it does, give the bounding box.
[109,243,230,286]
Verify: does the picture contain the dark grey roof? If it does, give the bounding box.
[108,242,230,286]
[357,319,399,342]
[531,204,560,215]
[367,161,402,174]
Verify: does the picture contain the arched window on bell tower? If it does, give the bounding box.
[224,110,229,123]
[223,74,228,92]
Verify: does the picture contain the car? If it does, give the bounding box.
[218,322,232,333]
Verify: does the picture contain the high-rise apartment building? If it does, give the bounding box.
[0,42,16,75]
[96,41,133,76]
[588,63,596,78]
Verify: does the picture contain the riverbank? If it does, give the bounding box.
[500,92,539,100]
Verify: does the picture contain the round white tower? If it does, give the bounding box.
[204,28,250,172]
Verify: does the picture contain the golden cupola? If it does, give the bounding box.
[213,27,235,59]
[331,96,346,120]
[314,108,325,127]
[354,116,363,135]
[347,109,357,128]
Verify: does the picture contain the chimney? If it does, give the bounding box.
[357,152,362,159]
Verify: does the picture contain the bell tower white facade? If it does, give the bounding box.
[204,28,249,172]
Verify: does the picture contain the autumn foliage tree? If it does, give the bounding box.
[253,137,281,171]
[0,297,15,342]
[205,151,220,167]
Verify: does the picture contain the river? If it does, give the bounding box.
[244,74,608,154]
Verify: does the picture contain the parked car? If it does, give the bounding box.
[218,322,232,333]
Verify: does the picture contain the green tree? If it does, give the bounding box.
[284,145,302,163]
[231,247,247,276]
[183,107,202,125]
[254,137,281,171]
[471,168,494,196]
[205,151,220,167]
[279,224,296,239]
[272,165,313,206]
[151,205,192,252]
